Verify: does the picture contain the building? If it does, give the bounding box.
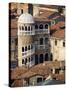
[18,13,51,67]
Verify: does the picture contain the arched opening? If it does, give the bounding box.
[35,24,38,29]
[25,58,27,65]
[22,47,24,52]
[40,38,43,45]
[28,45,30,50]
[39,24,43,29]
[28,26,30,31]
[29,57,30,62]
[35,55,38,65]
[22,26,24,30]
[25,46,27,51]
[45,37,48,45]
[45,24,48,29]
[50,53,53,61]
[25,26,27,31]
[39,54,43,63]
[22,59,24,64]
[45,53,49,61]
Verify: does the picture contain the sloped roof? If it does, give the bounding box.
[52,29,65,39]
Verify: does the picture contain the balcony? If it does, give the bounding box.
[22,48,35,58]
[35,29,49,34]
[18,30,35,35]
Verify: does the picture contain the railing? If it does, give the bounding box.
[22,48,35,58]
[35,45,45,49]
[18,30,35,35]
[35,29,49,34]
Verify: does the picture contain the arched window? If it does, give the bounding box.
[25,26,27,31]
[35,24,38,29]
[28,45,30,50]
[22,47,24,52]
[45,53,49,61]
[45,37,48,44]
[45,24,48,29]
[40,38,43,45]
[63,42,65,47]
[25,46,27,51]
[35,55,38,65]
[50,53,53,61]
[28,26,30,31]
[39,24,43,29]
[29,57,30,62]
[25,58,27,65]
[22,26,24,30]
[40,54,43,63]
[22,59,24,64]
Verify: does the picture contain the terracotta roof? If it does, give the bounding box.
[11,67,28,79]
[52,29,65,38]
[38,10,54,18]
[11,79,24,87]
[11,61,64,80]
[39,5,65,9]
[34,17,51,22]
[50,21,65,30]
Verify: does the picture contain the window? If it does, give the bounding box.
[35,24,38,29]
[21,9,23,13]
[28,45,30,50]
[63,42,65,47]
[25,46,27,51]
[25,26,27,31]
[45,38,48,44]
[55,40,57,45]
[45,24,48,29]
[50,53,53,61]
[40,54,43,63]
[35,55,38,65]
[39,24,43,29]
[51,20,55,25]
[15,38,18,45]
[40,38,43,45]
[22,47,24,52]
[45,53,49,61]
[25,58,27,65]
[29,57,30,62]
[22,59,24,64]
[28,26,30,31]
[22,26,24,30]
[37,78,42,83]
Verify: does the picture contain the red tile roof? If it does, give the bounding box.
[52,29,65,38]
